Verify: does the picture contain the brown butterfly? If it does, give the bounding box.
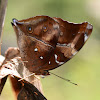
[11,16,93,75]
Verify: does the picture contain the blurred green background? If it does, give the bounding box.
[0,0,100,100]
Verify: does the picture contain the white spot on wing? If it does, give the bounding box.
[34,48,38,52]
[49,61,51,64]
[53,24,59,29]
[55,54,58,61]
[87,23,92,30]
[57,43,67,46]
[84,33,88,42]
[54,54,64,65]
[60,32,63,36]
[40,56,43,59]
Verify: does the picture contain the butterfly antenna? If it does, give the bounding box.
[49,72,78,86]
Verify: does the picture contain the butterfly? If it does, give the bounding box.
[11,16,93,75]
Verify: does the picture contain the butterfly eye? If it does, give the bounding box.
[43,26,48,32]
[27,26,33,33]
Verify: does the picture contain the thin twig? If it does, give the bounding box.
[0,0,8,55]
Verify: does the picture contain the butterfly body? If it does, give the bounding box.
[12,16,93,75]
